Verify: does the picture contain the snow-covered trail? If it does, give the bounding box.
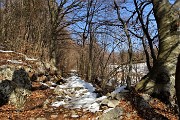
[51,75,107,113]
[49,73,128,113]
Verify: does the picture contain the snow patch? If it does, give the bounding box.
[0,50,14,53]
[112,85,127,94]
[7,60,23,64]
[52,101,66,107]
[25,57,38,61]
[71,115,79,118]
[103,108,114,113]
[51,75,106,113]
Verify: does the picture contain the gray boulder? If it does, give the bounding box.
[98,107,124,120]
[12,68,32,90]
[9,87,31,110]
[0,68,32,109]
[101,98,120,108]
[0,65,14,80]
[0,80,16,103]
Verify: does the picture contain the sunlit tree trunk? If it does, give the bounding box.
[114,0,133,89]
[136,0,180,107]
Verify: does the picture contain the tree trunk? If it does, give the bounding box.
[135,0,180,106]
[175,54,180,114]
[114,0,133,89]
[47,0,58,67]
[142,37,152,71]
[125,24,133,89]
[49,30,57,67]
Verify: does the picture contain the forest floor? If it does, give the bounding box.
[0,50,179,120]
[0,80,178,120]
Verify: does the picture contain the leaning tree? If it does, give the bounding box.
[135,0,180,107]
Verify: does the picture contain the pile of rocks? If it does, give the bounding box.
[0,54,60,110]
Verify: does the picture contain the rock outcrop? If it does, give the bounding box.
[0,68,32,110]
[0,50,60,110]
[98,107,124,120]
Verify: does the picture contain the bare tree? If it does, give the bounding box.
[136,0,180,107]
[47,0,83,67]
[114,0,133,89]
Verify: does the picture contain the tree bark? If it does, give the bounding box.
[135,0,180,106]
[114,0,133,89]
[175,54,180,114]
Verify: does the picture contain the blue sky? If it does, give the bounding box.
[60,0,176,52]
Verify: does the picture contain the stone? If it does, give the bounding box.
[0,68,32,109]
[0,80,16,106]
[115,93,127,100]
[24,66,37,82]
[35,62,46,75]
[141,94,151,101]
[9,87,31,110]
[38,75,48,82]
[12,68,32,90]
[63,114,68,117]
[43,99,50,109]
[0,80,16,97]
[133,94,151,109]
[101,98,109,105]
[107,100,119,108]
[126,112,131,118]
[44,62,57,76]
[101,99,119,108]
[98,107,124,120]
[107,92,127,101]
[0,65,14,80]
[54,86,65,96]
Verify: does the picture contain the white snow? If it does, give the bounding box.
[103,108,114,113]
[50,87,55,89]
[96,96,107,102]
[0,50,14,53]
[7,60,23,64]
[51,101,66,107]
[52,76,129,113]
[109,63,148,75]
[18,52,38,61]
[71,115,79,118]
[0,49,38,61]
[25,57,38,61]
[41,82,49,87]
[66,76,95,92]
[112,85,127,94]
[70,69,77,72]
[51,75,106,113]
[86,102,100,113]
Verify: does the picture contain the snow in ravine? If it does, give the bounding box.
[50,75,126,113]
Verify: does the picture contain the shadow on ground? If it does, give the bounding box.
[125,87,169,120]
